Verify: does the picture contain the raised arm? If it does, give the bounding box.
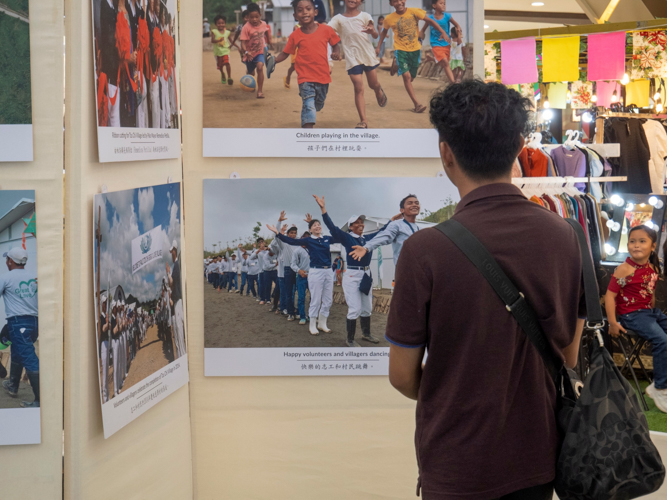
[267,224,309,247]
[363,221,399,252]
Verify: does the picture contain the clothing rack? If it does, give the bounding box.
[540,142,620,158]
[513,176,627,185]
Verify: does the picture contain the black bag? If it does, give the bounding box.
[436,218,665,500]
[359,272,373,295]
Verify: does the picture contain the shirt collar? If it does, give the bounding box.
[454,182,525,215]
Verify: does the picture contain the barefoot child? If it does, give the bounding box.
[375,15,386,63]
[239,3,271,98]
[274,0,341,128]
[450,26,465,83]
[329,0,387,129]
[211,15,233,85]
[375,0,450,113]
[419,0,460,83]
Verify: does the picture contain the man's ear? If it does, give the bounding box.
[439,141,455,167]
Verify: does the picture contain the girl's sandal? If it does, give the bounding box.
[376,88,388,107]
[413,104,427,113]
[355,122,368,129]
[257,92,265,99]
[283,76,290,89]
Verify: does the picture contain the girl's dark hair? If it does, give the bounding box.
[308,219,320,229]
[214,15,226,23]
[291,0,316,11]
[628,225,661,275]
[378,15,384,21]
[301,231,311,238]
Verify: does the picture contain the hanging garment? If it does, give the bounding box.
[604,118,652,194]
[518,147,549,177]
[641,119,667,193]
[550,147,587,191]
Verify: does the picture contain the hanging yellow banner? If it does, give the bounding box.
[625,79,650,107]
[542,36,580,83]
[548,82,569,109]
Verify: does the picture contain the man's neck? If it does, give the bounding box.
[403,215,417,224]
[456,175,512,200]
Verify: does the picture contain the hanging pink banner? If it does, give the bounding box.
[501,38,538,85]
[588,32,626,81]
[596,80,620,108]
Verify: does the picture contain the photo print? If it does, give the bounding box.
[0,0,33,162]
[0,191,40,445]
[202,0,475,157]
[92,0,181,162]
[203,177,459,376]
[93,183,188,438]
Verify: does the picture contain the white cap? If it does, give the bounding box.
[3,247,28,265]
[170,240,178,252]
[347,215,366,227]
[111,300,118,309]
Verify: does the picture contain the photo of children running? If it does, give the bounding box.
[202,0,475,131]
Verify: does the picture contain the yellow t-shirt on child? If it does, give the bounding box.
[383,8,426,52]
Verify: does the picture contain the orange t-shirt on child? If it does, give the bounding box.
[283,24,340,85]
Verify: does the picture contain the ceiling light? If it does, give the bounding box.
[484,24,489,29]
[531,2,545,5]
[621,73,630,85]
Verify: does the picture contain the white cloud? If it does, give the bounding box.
[138,187,155,231]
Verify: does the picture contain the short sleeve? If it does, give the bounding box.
[327,25,341,45]
[284,32,297,54]
[328,15,340,33]
[385,238,430,348]
[607,275,621,294]
[413,8,426,20]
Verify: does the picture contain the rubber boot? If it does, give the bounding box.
[21,370,39,408]
[2,361,22,396]
[317,315,331,333]
[360,316,379,343]
[309,317,319,336]
[346,319,360,347]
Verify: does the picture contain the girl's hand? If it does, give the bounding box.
[609,322,627,338]
[298,270,308,278]
[360,24,374,35]
[266,224,279,234]
[313,195,326,211]
[304,213,312,223]
[375,46,381,56]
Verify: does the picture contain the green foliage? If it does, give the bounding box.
[634,380,667,433]
[0,0,29,15]
[203,0,249,25]
[421,197,458,223]
[0,10,31,124]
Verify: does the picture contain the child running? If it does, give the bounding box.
[419,0,460,83]
[605,225,667,412]
[376,0,450,113]
[274,0,341,128]
[284,20,300,89]
[329,0,387,129]
[229,10,248,60]
[239,3,271,98]
[211,15,233,85]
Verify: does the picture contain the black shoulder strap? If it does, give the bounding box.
[563,218,604,326]
[435,218,604,379]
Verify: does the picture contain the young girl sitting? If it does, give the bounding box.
[605,224,665,412]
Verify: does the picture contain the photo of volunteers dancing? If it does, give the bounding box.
[203,178,460,349]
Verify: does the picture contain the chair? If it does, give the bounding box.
[617,329,652,411]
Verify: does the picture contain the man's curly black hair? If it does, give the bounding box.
[429,80,532,180]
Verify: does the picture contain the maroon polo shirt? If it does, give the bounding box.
[386,183,585,500]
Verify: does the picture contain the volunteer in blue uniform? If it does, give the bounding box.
[350,194,421,265]
[267,214,335,336]
[314,195,387,347]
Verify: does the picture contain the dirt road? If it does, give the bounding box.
[204,279,390,348]
[103,323,174,399]
[202,46,444,130]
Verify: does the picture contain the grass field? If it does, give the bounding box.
[0,0,31,125]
